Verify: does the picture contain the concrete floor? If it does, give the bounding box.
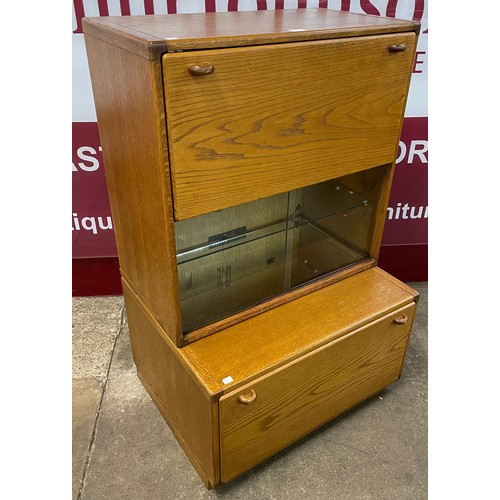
[72,283,427,500]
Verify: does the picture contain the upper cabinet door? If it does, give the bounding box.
[163,33,416,220]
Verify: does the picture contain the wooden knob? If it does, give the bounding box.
[188,63,215,76]
[237,389,257,405]
[388,44,407,52]
[393,314,409,325]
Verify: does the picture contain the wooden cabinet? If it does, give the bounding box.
[83,8,420,488]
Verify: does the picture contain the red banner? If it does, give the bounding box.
[382,117,428,246]
[72,123,116,258]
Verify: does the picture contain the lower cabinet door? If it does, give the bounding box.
[219,302,416,482]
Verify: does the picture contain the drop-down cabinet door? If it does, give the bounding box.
[218,301,416,483]
[163,32,416,220]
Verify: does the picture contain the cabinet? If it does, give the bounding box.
[83,8,420,488]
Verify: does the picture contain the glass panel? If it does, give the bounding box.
[288,180,372,288]
[174,177,375,333]
[175,194,289,332]
[175,193,289,263]
[289,212,371,288]
[178,231,287,332]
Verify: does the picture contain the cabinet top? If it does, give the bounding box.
[82,8,419,60]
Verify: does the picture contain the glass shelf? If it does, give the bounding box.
[176,182,369,264]
[174,179,373,333]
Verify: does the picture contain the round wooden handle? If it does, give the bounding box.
[393,314,409,325]
[188,63,215,76]
[388,44,407,52]
[237,389,257,405]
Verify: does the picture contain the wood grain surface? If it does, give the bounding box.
[83,9,419,58]
[183,267,417,394]
[84,34,183,344]
[219,301,416,482]
[123,280,220,486]
[163,33,416,219]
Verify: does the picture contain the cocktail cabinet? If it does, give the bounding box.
[83,8,420,488]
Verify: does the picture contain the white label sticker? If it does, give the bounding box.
[222,376,234,385]
[288,29,306,32]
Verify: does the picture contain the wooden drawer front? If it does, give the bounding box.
[219,302,416,482]
[163,33,416,220]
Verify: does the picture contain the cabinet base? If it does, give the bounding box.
[137,370,215,489]
[123,267,418,487]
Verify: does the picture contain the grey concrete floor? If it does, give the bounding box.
[72,283,427,500]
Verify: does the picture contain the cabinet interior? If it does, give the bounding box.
[174,165,386,334]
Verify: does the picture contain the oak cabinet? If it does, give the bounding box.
[83,8,420,488]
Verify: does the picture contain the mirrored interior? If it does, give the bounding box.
[174,171,380,333]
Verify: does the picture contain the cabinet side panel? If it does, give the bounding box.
[84,34,181,343]
[122,280,219,487]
